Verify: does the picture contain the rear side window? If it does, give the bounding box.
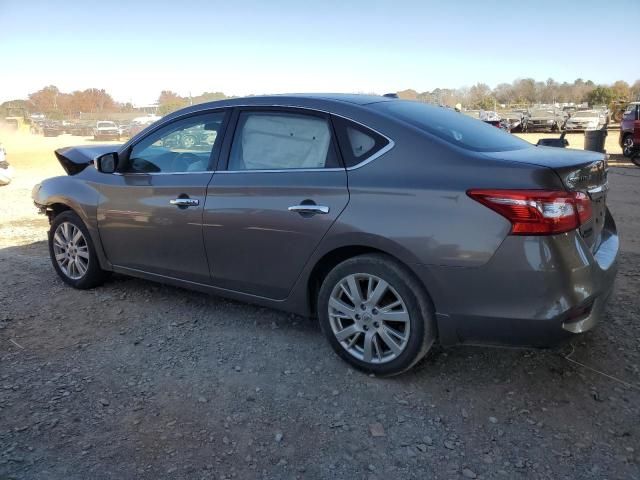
[374,101,529,152]
[228,111,340,170]
[333,116,390,167]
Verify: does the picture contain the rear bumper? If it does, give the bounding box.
[417,210,619,347]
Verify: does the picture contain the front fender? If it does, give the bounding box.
[32,176,112,270]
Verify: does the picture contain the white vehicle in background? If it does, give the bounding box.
[564,110,607,132]
[0,142,13,186]
[93,121,120,141]
[128,114,162,137]
[132,114,161,125]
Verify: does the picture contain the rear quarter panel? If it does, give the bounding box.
[333,129,565,268]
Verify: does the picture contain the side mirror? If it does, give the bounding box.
[95,152,119,173]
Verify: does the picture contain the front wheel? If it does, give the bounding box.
[48,211,109,289]
[317,254,436,376]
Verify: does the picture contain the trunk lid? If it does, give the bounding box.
[482,146,608,251]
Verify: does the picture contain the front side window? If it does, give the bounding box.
[125,111,226,173]
[228,111,339,170]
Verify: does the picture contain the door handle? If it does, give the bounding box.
[170,198,199,207]
[288,205,330,214]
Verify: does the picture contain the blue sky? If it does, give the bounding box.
[1,0,637,104]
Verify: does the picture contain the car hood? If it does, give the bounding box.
[55,144,119,175]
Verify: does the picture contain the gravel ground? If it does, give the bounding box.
[0,133,639,480]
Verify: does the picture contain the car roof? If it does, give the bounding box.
[165,93,393,116]
[156,93,400,126]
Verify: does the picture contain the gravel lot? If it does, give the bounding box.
[1,132,639,480]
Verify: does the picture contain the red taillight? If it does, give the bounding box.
[467,189,592,235]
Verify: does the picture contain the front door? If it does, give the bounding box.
[97,110,228,283]
[203,108,349,299]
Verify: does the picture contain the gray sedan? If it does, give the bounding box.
[32,94,618,375]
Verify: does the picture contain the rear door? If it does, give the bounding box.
[203,107,349,299]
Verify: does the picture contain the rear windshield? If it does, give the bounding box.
[374,101,529,152]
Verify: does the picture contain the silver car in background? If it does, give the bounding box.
[564,110,607,132]
[32,94,618,375]
[526,107,566,131]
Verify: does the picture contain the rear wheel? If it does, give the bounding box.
[317,254,436,376]
[48,211,109,289]
[623,134,634,158]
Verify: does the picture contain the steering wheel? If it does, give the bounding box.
[170,152,199,172]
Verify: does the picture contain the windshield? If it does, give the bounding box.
[97,122,116,128]
[374,101,529,152]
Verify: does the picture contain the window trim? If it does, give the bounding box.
[331,115,393,169]
[117,109,231,175]
[218,106,345,173]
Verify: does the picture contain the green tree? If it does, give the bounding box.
[585,86,615,106]
[158,90,188,115]
[631,80,640,101]
[611,80,631,100]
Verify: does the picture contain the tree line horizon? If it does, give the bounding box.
[2,78,638,119]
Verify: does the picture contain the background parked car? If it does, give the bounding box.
[93,121,120,141]
[526,107,565,131]
[564,110,607,132]
[463,110,510,131]
[161,124,218,149]
[117,123,132,138]
[498,111,526,132]
[42,121,64,137]
[68,122,94,136]
[620,102,640,158]
[0,142,13,186]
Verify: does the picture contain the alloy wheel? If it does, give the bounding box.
[328,273,410,364]
[52,222,90,280]
[182,135,196,149]
[623,136,634,157]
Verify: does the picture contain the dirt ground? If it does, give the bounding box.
[0,131,639,480]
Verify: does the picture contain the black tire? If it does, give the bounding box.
[317,253,436,376]
[48,211,109,289]
[622,134,635,159]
